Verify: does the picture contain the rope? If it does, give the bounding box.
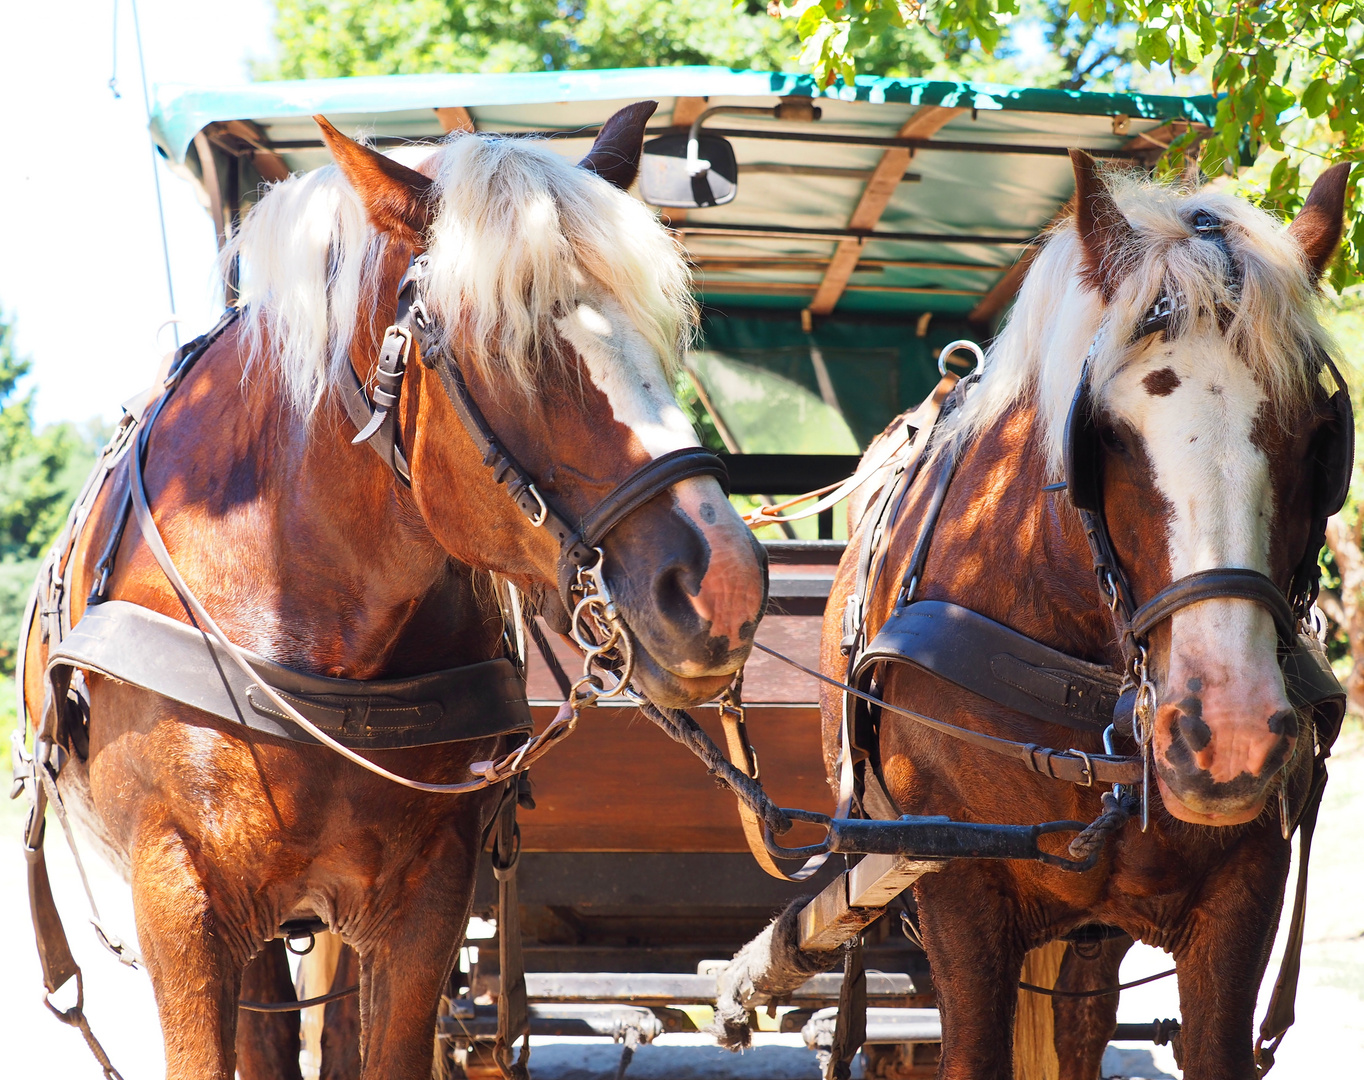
[1067,789,1141,861]
[44,974,125,1080]
[636,701,792,837]
[238,985,360,1013]
[1019,965,1176,998]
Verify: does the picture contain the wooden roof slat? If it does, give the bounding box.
[807,106,966,317]
[205,120,290,183]
[702,281,986,297]
[434,106,475,133]
[691,257,1004,273]
[967,197,1074,327]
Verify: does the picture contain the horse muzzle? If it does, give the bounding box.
[601,478,768,708]
[1151,662,1297,825]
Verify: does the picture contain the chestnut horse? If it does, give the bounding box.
[21,103,766,1079]
[820,157,1351,1078]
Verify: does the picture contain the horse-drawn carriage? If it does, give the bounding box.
[14,66,1353,1080]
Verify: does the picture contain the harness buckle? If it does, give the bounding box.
[1067,747,1095,787]
[1102,571,1121,613]
[524,484,549,528]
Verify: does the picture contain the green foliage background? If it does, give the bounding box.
[261,0,1131,87]
[0,312,102,740]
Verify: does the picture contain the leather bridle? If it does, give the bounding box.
[344,255,731,617]
[1062,212,1354,686]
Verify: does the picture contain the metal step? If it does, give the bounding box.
[519,969,921,1007]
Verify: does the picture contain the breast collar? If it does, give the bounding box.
[341,254,730,613]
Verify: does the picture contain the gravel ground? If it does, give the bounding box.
[1,723,1359,1079]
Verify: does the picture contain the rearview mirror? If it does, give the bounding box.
[639,134,738,209]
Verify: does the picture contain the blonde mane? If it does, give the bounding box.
[223,134,695,417]
[939,170,1332,476]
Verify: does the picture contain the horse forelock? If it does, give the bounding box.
[225,133,695,420]
[938,172,1332,480]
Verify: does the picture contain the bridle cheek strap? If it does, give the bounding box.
[351,256,730,611]
[1126,567,1299,652]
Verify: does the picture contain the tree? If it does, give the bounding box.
[779,1,1364,284]
[0,312,99,676]
[263,0,801,78]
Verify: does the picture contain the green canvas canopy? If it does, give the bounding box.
[151,67,1217,474]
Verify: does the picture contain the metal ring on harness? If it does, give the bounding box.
[937,339,985,377]
[284,932,316,956]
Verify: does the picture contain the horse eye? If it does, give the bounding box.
[1099,426,1127,454]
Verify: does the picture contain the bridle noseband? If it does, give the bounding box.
[346,256,730,630]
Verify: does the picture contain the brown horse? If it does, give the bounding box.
[817,157,1351,1078]
[21,103,766,1079]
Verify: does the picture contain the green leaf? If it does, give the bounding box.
[796,4,827,39]
[1301,78,1331,118]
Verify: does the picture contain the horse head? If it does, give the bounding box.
[1062,153,1351,825]
[311,104,767,708]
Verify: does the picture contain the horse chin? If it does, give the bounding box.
[1154,769,1268,827]
[628,644,740,709]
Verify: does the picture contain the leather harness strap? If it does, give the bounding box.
[46,600,532,748]
[857,600,1124,732]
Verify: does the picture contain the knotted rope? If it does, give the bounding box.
[1067,789,1141,861]
[636,701,792,837]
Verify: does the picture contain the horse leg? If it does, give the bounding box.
[916,871,1027,1080]
[1172,854,1289,1080]
[321,944,362,1080]
[1052,934,1133,1080]
[237,939,303,1080]
[131,827,246,1080]
[347,832,486,1080]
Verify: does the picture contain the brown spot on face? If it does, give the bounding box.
[1142,367,1181,396]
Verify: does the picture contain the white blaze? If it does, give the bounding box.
[1108,328,1281,693]
[556,295,698,458]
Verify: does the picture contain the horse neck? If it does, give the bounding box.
[915,399,1119,666]
[135,322,504,680]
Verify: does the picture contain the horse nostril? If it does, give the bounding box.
[1164,696,1217,772]
[1267,708,1299,739]
[653,561,703,628]
[1174,697,1211,750]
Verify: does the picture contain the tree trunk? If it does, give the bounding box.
[1324,514,1364,715]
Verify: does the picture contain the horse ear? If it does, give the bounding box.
[579,101,658,191]
[315,115,435,248]
[1287,162,1351,284]
[1069,148,1137,301]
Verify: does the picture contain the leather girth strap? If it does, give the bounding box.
[47,600,532,749]
[858,600,1124,732]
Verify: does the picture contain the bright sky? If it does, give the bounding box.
[0,0,276,427]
